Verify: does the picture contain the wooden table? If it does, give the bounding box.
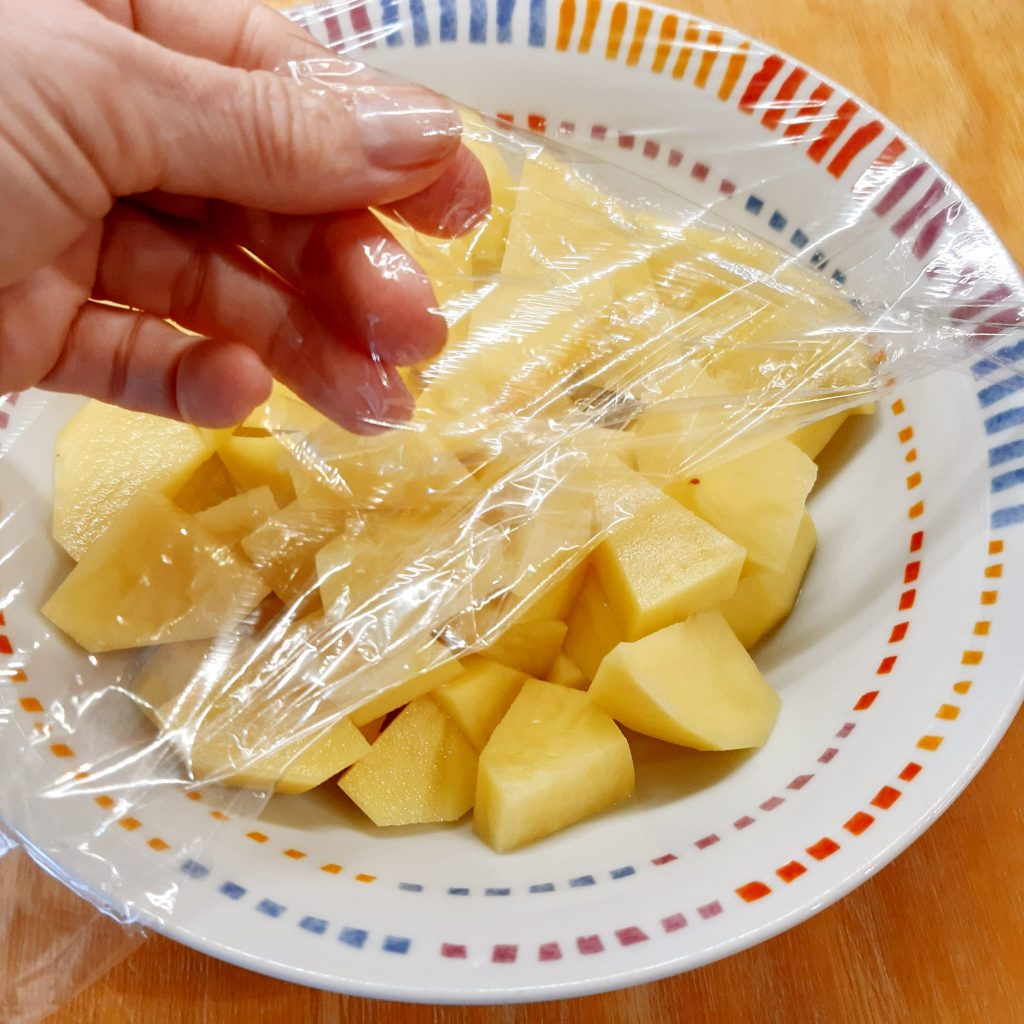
[35,1,1024,1021]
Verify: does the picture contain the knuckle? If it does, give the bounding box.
[167,240,213,328]
[104,313,146,409]
[240,74,314,187]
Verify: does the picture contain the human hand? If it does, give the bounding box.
[0,0,490,430]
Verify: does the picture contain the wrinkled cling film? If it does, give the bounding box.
[1,3,1023,1019]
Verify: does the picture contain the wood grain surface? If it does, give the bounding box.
[35,1,1024,1021]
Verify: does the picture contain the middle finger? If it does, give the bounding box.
[94,203,414,431]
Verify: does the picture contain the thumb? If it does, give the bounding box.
[111,49,463,214]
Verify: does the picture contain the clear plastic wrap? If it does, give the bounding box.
[2,2,1023,1018]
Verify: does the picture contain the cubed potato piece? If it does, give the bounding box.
[316,508,515,632]
[348,648,464,727]
[717,511,816,648]
[289,422,477,513]
[431,419,531,490]
[569,287,700,409]
[590,611,780,750]
[173,455,237,513]
[645,225,871,390]
[505,481,594,613]
[419,284,615,420]
[339,697,477,826]
[593,471,745,640]
[474,680,634,852]
[415,150,656,420]
[53,400,224,560]
[632,215,875,399]
[134,632,253,727]
[480,619,567,678]
[431,656,529,750]
[668,439,816,573]
[137,610,367,794]
[242,382,328,438]
[513,560,589,624]
[455,116,517,275]
[414,365,512,423]
[646,237,756,321]
[785,411,852,460]
[645,222,849,307]
[630,370,744,482]
[132,595,287,726]
[562,568,623,681]
[241,501,351,604]
[219,435,296,506]
[193,487,278,546]
[189,710,369,794]
[43,492,270,652]
[572,424,637,466]
[142,608,377,733]
[314,511,412,614]
[507,550,591,622]
[708,335,876,400]
[501,151,638,279]
[315,510,446,615]
[546,652,589,690]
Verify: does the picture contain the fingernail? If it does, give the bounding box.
[356,89,462,169]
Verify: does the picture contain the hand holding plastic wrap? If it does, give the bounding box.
[2,5,1024,1020]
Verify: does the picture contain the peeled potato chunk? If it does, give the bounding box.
[668,439,816,573]
[289,422,477,513]
[189,710,369,795]
[53,400,225,560]
[173,455,237,513]
[630,367,742,481]
[431,655,529,750]
[193,486,279,546]
[474,680,634,852]
[347,647,464,727]
[134,632,254,727]
[546,652,589,690]
[219,435,296,506]
[563,568,623,681]
[512,560,589,624]
[241,382,328,436]
[339,697,477,826]
[785,411,852,460]
[590,610,780,750]
[480,619,567,678]
[42,492,270,653]
[716,511,817,648]
[131,594,297,724]
[241,500,351,605]
[593,469,745,640]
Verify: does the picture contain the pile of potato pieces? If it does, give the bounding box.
[43,119,874,852]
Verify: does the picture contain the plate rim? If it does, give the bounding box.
[5,0,1024,1003]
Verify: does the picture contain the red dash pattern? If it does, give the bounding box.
[739,54,784,113]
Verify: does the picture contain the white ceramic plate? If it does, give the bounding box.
[2,0,1023,1004]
